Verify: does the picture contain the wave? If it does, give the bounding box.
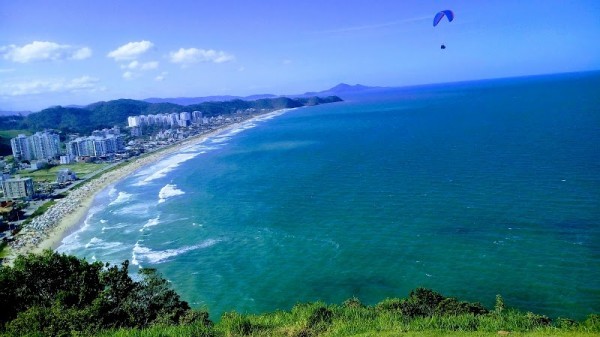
[108,186,118,198]
[158,184,185,204]
[113,202,154,217]
[131,239,220,265]
[139,216,161,232]
[130,109,294,187]
[56,204,106,253]
[108,191,134,206]
[210,136,231,144]
[101,223,128,233]
[84,237,125,252]
[133,152,201,186]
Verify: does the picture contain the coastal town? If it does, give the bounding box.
[0,107,268,264]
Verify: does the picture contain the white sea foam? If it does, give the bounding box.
[210,136,231,144]
[139,216,161,232]
[101,223,128,233]
[132,239,220,264]
[109,191,134,206]
[84,237,124,251]
[133,152,200,186]
[158,184,185,203]
[113,202,153,217]
[108,187,118,198]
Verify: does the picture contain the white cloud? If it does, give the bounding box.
[1,41,92,63]
[107,40,153,61]
[169,48,235,65]
[120,60,159,80]
[155,71,168,81]
[122,60,139,70]
[122,71,135,80]
[282,59,292,65]
[0,76,101,96]
[72,47,92,60]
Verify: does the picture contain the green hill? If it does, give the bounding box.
[3,96,342,136]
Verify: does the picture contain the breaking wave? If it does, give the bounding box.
[158,184,185,203]
[131,239,220,265]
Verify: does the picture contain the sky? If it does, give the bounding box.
[1,0,599,111]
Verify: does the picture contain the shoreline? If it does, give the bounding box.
[3,109,290,265]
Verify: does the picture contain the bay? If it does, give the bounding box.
[58,71,600,319]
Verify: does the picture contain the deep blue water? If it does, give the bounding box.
[59,71,600,319]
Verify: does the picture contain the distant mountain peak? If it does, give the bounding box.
[328,83,370,91]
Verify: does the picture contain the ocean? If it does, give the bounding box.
[58,71,600,320]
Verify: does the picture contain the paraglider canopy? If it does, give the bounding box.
[433,10,454,27]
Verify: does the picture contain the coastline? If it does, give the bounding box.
[3,109,290,265]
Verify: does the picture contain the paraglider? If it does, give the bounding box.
[433,10,454,49]
[433,10,454,27]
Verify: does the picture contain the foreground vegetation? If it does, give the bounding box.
[0,251,597,337]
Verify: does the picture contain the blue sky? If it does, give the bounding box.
[1,0,599,111]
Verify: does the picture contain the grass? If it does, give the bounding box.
[0,241,8,259]
[93,300,600,337]
[18,162,110,182]
[0,130,31,139]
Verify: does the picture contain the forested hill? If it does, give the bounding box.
[3,96,342,134]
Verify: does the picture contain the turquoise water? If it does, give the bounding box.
[58,72,600,319]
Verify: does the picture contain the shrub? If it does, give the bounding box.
[375,298,404,312]
[342,296,364,308]
[435,297,488,316]
[583,314,600,332]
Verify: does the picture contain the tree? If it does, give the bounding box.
[0,250,209,335]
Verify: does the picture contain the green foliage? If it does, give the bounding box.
[219,312,254,336]
[342,296,364,309]
[0,252,597,337]
[495,294,506,314]
[0,116,25,131]
[0,96,343,135]
[0,251,206,336]
[583,314,600,332]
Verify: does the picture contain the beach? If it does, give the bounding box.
[3,115,276,265]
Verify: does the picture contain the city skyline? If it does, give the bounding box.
[1,0,599,111]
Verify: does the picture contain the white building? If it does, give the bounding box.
[1,177,35,200]
[60,155,75,164]
[67,134,125,158]
[128,116,141,128]
[11,131,60,162]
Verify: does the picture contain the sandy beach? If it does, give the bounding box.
[3,115,275,265]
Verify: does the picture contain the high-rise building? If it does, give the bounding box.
[66,134,125,158]
[10,131,60,162]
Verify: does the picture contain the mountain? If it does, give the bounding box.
[2,96,342,135]
[303,83,385,98]
[144,94,278,105]
[141,83,382,106]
